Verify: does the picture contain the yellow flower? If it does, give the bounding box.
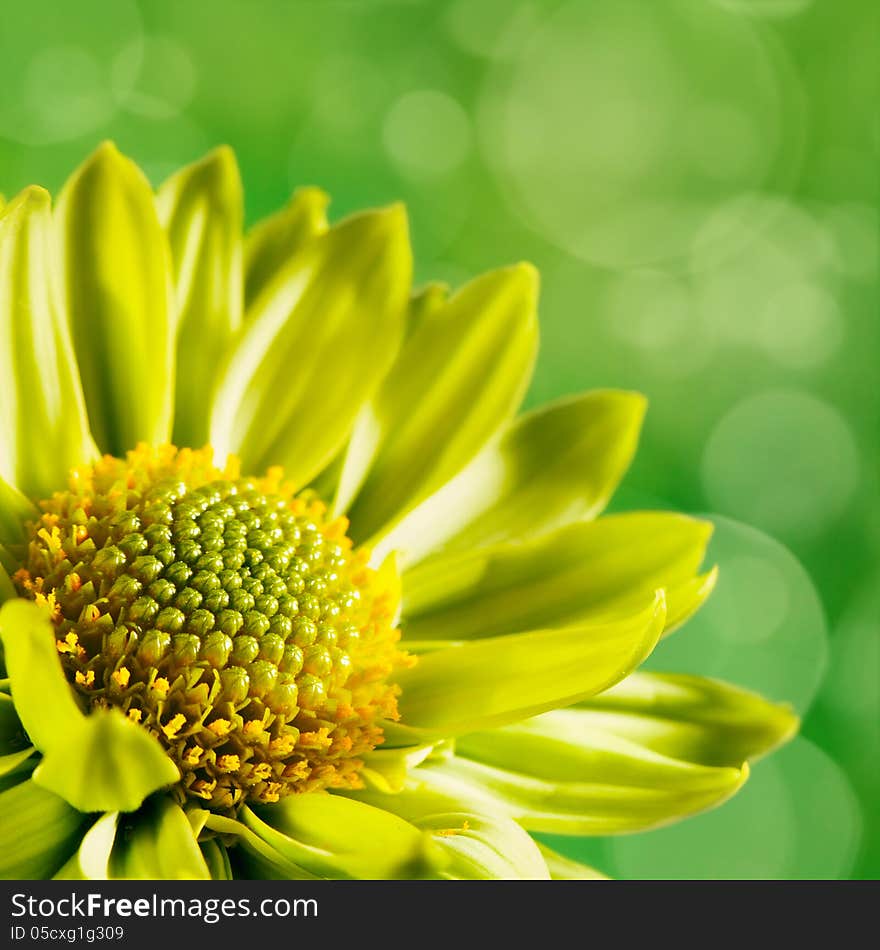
[0,144,796,880]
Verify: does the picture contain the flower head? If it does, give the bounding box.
[0,144,797,880]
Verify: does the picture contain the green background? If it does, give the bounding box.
[1,0,876,878]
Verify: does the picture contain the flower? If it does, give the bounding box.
[0,143,797,880]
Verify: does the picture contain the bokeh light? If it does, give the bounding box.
[606,736,861,879]
[0,0,874,879]
[0,0,142,145]
[646,516,828,714]
[383,89,472,178]
[479,0,804,268]
[701,391,860,543]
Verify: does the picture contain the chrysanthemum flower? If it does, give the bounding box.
[0,144,797,880]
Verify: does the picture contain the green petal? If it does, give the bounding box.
[0,599,83,754]
[342,264,538,544]
[576,671,800,767]
[0,691,35,775]
[0,476,36,550]
[392,592,666,740]
[450,719,747,834]
[312,282,448,506]
[54,812,118,880]
[415,811,549,880]
[34,710,180,813]
[0,188,96,499]
[200,838,233,880]
[0,599,179,811]
[107,797,211,880]
[0,778,86,878]
[204,812,318,880]
[0,562,16,608]
[56,142,173,456]
[380,390,646,568]
[210,206,411,486]
[244,187,329,308]
[402,512,716,641]
[156,147,243,447]
[537,843,608,880]
[240,794,443,879]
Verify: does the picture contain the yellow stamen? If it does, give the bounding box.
[112,667,131,688]
[162,713,187,738]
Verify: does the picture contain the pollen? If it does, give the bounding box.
[12,443,408,812]
[112,667,131,688]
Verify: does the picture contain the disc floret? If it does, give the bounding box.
[13,445,408,811]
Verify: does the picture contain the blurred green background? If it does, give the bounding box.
[0,0,876,878]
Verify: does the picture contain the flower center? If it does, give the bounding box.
[12,445,407,811]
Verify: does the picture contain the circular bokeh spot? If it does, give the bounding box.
[609,737,860,879]
[479,0,803,267]
[112,35,197,119]
[383,90,472,178]
[0,0,141,144]
[647,515,827,714]
[701,391,859,542]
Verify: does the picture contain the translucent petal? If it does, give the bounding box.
[107,797,211,880]
[379,390,646,568]
[0,599,179,812]
[342,264,538,543]
[0,188,96,498]
[449,729,746,834]
[416,811,549,880]
[157,147,243,447]
[200,838,233,880]
[575,671,800,767]
[56,142,173,455]
[210,206,411,486]
[392,592,665,740]
[54,812,118,880]
[239,795,443,880]
[402,512,715,640]
[244,187,329,308]
[0,476,36,552]
[537,843,608,880]
[0,692,35,775]
[0,778,85,878]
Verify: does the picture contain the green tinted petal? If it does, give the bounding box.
[204,812,317,880]
[0,599,178,811]
[0,188,96,499]
[451,718,747,834]
[157,147,243,447]
[576,672,799,767]
[537,843,608,880]
[416,811,549,880]
[316,282,449,508]
[210,206,411,486]
[343,265,538,543]
[0,691,35,774]
[402,513,715,640]
[0,778,86,878]
[241,794,442,879]
[0,476,36,550]
[57,142,173,455]
[380,390,646,567]
[108,797,210,880]
[0,599,83,754]
[200,838,233,880]
[244,187,329,308]
[0,563,16,606]
[54,812,119,880]
[34,710,180,813]
[393,592,665,740]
